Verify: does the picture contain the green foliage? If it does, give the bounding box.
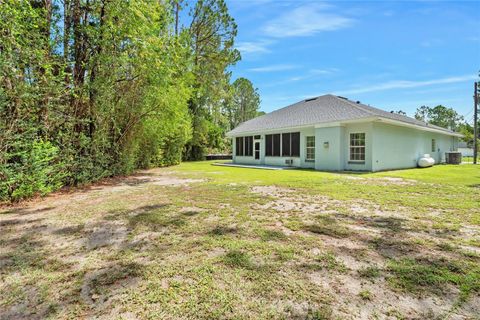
[225,77,261,130]
[0,140,65,201]
[184,0,241,160]
[0,0,251,201]
[414,105,464,130]
[458,121,480,146]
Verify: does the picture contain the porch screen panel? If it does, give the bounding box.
[280,132,300,157]
[266,135,273,156]
[282,133,291,156]
[246,136,253,156]
[291,132,300,157]
[237,137,244,156]
[235,137,240,156]
[273,134,281,156]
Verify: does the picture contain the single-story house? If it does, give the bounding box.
[226,94,462,172]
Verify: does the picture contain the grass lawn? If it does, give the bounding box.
[463,156,480,164]
[1,162,479,319]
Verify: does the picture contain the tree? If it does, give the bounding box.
[227,78,261,129]
[184,0,240,160]
[414,105,463,130]
[0,0,257,201]
[0,0,192,201]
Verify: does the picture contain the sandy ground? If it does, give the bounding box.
[0,168,479,319]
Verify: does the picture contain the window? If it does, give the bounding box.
[281,132,300,157]
[236,137,243,156]
[431,139,436,152]
[306,136,315,161]
[235,136,253,156]
[349,133,365,162]
[254,135,261,140]
[265,133,281,156]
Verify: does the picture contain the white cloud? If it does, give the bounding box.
[285,68,338,82]
[260,67,339,87]
[336,75,478,95]
[262,3,353,38]
[236,40,272,54]
[248,64,297,72]
[420,39,443,47]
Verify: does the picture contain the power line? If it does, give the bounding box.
[463,108,473,119]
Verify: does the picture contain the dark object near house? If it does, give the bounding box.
[445,152,462,164]
[206,154,232,160]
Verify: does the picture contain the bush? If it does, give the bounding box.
[0,140,65,202]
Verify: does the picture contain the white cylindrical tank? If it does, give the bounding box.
[418,154,435,168]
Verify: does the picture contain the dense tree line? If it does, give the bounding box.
[414,104,478,147]
[0,0,260,201]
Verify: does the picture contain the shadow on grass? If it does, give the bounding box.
[387,256,480,301]
[302,215,352,238]
[208,225,238,236]
[0,206,55,215]
[127,204,202,232]
[80,261,144,305]
[0,204,152,319]
[0,217,44,227]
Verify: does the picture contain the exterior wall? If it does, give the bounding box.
[314,122,373,171]
[372,122,458,171]
[232,127,316,168]
[232,121,458,172]
[314,126,345,171]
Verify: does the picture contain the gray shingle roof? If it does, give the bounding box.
[227,94,460,136]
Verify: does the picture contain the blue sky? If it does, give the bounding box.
[226,0,480,122]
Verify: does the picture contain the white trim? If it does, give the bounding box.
[349,132,366,162]
[305,136,315,161]
[374,118,463,137]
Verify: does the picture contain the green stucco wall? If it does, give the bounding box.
[314,126,344,171]
[372,122,458,171]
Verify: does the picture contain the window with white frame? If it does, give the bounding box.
[306,136,315,161]
[431,139,436,152]
[349,133,365,162]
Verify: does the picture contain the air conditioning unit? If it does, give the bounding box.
[285,159,293,165]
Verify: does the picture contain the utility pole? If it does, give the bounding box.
[474,81,478,164]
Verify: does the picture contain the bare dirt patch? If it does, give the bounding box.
[1,165,478,319]
[248,182,479,318]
